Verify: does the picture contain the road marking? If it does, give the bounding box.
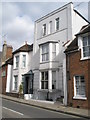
[3,107,24,116]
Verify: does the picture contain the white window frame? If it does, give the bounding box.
[73,76,87,100]
[52,71,56,89]
[42,24,46,36]
[55,17,59,31]
[81,35,90,60]
[14,75,18,91]
[48,21,52,34]
[15,56,19,68]
[42,43,49,62]
[41,71,48,89]
[22,55,26,68]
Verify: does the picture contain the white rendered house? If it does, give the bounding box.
[11,43,33,94]
[32,2,88,105]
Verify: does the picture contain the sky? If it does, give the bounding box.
[0,1,89,51]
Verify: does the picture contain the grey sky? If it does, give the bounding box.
[0,2,89,51]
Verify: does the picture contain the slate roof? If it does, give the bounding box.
[5,57,13,65]
[64,38,78,53]
[65,24,90,53]
[76,24,90,36]
[13,44,33,54]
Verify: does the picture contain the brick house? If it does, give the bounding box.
[65,24,90,109]
[1,41,13,94]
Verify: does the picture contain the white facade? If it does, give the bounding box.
[12,50,33,93]
[6,64,13,93]
[32,2,88,105]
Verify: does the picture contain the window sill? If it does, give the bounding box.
[73,96,87,100]
[13,68,18,70]
[80,57,90,61]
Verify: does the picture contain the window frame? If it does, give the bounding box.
[22,55,26,68]
[52,71,56,89]
[48,21,52,34]
[15,55,19,68]
[42,24,46,36]
[55,17,59,31]
[14,75,18,91]
[42,43,49,62]
[41,71,48,89]
[52,43,56,60]
[81,35,90,60]
[73,75,87,100]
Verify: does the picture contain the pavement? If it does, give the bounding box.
[0,94,90,119]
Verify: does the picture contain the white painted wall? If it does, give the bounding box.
[12,51,33,92]
[33,2,88,104]
[6,64,12,92]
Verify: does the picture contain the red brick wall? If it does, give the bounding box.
[66,50,89,109]
[6,47,13,60]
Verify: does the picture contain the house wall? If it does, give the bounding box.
[33,2,88,104]
[6,64,12,93]
[66,50,89,109]
[12,51,33,92]
[72,10,88,39]
[2,65,7,94]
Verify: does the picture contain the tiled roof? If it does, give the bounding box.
[64,38,78,53]
[76,24,90,36]
[13,44,33,54]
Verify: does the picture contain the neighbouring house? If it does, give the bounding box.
[65,24,90,109]
[32,2,89,105]
[0,51,2,66]
[11,42,33,96]
[0,51,2,93]
[2,57,13,94]
[0,41,13,94]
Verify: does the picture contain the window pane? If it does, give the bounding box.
[14,76,18,90]
[41,81,44,89]
[44,81,48,89]
[52,71,56,89]
[45,71,48,80]
[75,76,85,96]
[43,24,46,36]
[56,18,59,30]
[83,37,87,46]
[41,72,44,80]
[42,44,49,61]
[22,55,26,67]
[16,56,19,68]
[49,21,52,34]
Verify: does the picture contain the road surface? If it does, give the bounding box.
[2,98,86,119]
